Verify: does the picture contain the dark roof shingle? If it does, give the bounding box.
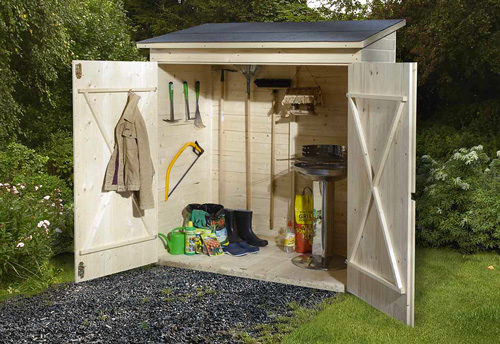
[138,19,404,44]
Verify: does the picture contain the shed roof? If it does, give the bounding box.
[137,19,405,49]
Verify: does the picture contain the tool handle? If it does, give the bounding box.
[193,141,205,156]
[169,82,174,100]
[195,81,200,100]
[183,81,189,100]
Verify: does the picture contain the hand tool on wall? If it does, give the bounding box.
[165,141,205,201]
[183,81,194,121]
[193,81,206,128]
[213,67,236,204]
[163,81,179,123]
[254,78,292,229]
[236,65,261,210]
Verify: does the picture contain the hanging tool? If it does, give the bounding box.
[254,78,292,229]
[183,81,194,121]
[193,81,205,128]
[236,65,261,210]
[165,141,205,201]
[163,81,179,123]
[212,67,236,203]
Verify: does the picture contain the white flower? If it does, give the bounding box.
[37,221,44,228]
[0,183,3,187]
[20,185,25,189]
[35,186,39,191]
[51,203,55,207]
[59,212,63,215]
[43,195,50,200]
[16,242,24,248]
[28,235,33,240]
[55,228,62,233]
[43,220,50,226]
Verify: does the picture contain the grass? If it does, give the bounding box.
[280,248,500,343]
[0,253,74,302]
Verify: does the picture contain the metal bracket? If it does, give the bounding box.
[78,261,85,279]
[75,63,82,79]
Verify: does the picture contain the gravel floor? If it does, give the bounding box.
[0,266,335,343]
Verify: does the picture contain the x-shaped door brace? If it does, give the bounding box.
[346,92,407,295]
[78,88,157,256]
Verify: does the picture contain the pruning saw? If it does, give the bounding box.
[165,141,205,201]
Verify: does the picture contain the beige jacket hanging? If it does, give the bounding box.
[103,92,155,210]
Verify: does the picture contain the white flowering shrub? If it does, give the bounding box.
[0,143,73,288]
[0,182,71,286]
[417,146,500,253]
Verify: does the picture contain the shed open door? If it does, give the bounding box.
[73,61,158,282]
[347,62,417,325]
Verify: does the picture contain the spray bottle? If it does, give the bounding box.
[284,220,296,253]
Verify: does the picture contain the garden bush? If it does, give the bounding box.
[40,131,74,189]
[0,182,69,289]
[417,146,500,253]
[0,142,74,288]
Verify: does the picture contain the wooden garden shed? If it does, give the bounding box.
[72,19,416,325]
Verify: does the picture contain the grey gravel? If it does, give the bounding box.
[0,266,334,343]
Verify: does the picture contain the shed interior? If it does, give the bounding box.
[156,63,350,292]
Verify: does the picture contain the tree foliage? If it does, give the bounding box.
[124,0,321,41]
[0,0,142,146]
[370,0,500,123]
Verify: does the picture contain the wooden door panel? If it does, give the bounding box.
[347,62,417,325]
[73,61,158,282]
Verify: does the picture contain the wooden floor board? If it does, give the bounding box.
[158,235,346,292]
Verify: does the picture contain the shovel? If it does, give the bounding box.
[194,81,205,128]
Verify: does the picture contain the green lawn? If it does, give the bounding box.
[282,249,500,343]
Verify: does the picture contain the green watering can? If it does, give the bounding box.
[158,228,185,255]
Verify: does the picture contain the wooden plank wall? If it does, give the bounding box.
[211,66,295,235]
[360,32,396,63]
[294,66,348,257]
[157,65,213,241]
[211,65,348,257]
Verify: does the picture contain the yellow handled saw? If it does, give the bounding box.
[165,141,204,201]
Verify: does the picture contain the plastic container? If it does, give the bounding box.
[284,220,296,253]
[184,221,196,255]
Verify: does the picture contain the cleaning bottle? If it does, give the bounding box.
[284,220,295,253]
[185,221,196,255]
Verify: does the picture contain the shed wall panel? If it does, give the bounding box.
[156,65,213,239]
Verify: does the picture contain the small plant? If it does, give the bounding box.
[417,146,500,253]
[139,321,149,330]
